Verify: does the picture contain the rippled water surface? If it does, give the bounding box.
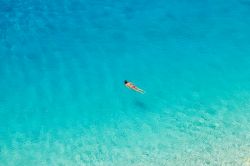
[1,0,250,165]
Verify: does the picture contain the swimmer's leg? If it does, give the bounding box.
[135,88,145,94]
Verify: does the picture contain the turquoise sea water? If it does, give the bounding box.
[1,0,250,165]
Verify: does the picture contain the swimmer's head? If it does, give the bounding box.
[124,80,128,84]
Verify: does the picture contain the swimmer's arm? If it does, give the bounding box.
[125,84,131,88]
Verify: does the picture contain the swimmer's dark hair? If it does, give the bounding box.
[124,80,128,84]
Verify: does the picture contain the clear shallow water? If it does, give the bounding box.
[1,0,250,165]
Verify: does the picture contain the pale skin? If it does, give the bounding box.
[125,81,145,94]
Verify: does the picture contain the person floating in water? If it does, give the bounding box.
[124,80,145,94]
